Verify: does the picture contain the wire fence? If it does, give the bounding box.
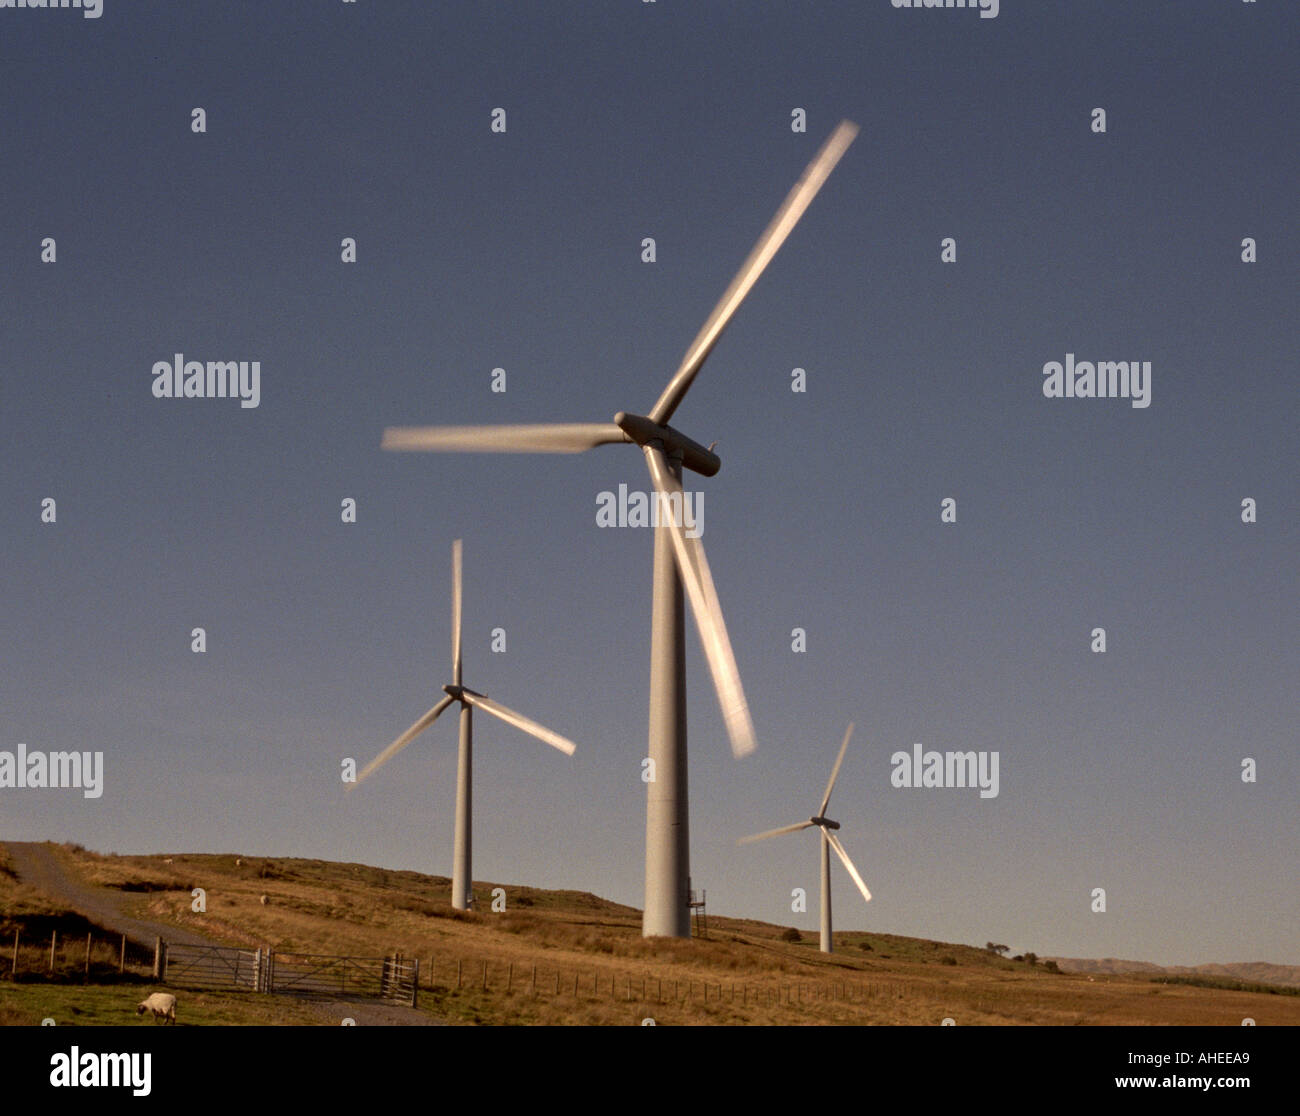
[5,927,152,982]
[425,957,913,1006]
[6,928,914,1012]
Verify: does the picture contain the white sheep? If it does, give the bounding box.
[163,857,173,865]
[259,894,268,905]
[235,858,242,866]
[136,991,177,1025]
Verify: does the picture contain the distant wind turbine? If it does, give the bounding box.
[381,121,858,937]
[347,539,577,910]
[739,723,871,953]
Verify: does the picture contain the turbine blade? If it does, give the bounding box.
[348,695,455,790]
[643,446,756,758]
[461,691,577,757]
[826,831,872,903]
[451,539,463,686]
[648,120,859,426]
[382,423,628,454]
[737,821,814,845]
[818,722,855,817]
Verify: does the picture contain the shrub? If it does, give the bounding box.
[1042,959,1060,973]
[780,928,802,943]
[1023,952,1038,966]
[940,955,957,966]
[858,941,873,952]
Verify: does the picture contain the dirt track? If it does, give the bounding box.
[4,841,220,948]
[3,842,440,1025]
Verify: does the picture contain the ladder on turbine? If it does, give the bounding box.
[687,884,708,939]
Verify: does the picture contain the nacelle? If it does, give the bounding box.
[614,412,721,477]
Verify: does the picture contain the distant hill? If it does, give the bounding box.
[1048,957,1300,988]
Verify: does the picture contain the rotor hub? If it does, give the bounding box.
[614,411,721,477]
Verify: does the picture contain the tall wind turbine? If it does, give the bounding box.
[381,121,858,937]
[347,539,578,910]
[739,723,871,953]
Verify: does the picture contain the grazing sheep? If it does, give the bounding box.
[136,992,177,1025]
[163,857,173,864]
[259,894,268,905]
[235,858,242,866]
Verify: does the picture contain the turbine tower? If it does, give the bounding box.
[380,122,858,937]
[347,539,578,910]
[739,723,871,953]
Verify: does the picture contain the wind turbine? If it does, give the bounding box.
[381,121,858,937]
[739,723,871,953]
[347,538,578,910]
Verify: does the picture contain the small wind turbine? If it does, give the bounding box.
[381,121,858,937]
[739,723,871,953]
[347,539,578,910]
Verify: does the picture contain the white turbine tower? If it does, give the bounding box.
[739,723,871,953]
[347,539,577,910]
[381,121,858,937]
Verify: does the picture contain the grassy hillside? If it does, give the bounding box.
[4,844,1298,1026]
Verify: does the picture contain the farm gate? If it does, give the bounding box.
[264,951,418,1007]
[162,944,263,991]
[159,942,418,1007]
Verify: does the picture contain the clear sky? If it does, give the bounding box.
[2,1,1295,968]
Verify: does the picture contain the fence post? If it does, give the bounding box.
[49,930,57,974]
[11,928,19,977]
[84,933,92,982]
[456,959,462,990]
[411,958,419,1009]
[152,937,164,981]
[119,934,126,974]
[554,971,559,996]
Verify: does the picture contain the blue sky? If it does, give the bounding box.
[2,1,1296,967]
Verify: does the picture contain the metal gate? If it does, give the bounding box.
[265,951,418,1007]
[164,944,262,991]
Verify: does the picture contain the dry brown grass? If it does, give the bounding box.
[29,845,1300,1026]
